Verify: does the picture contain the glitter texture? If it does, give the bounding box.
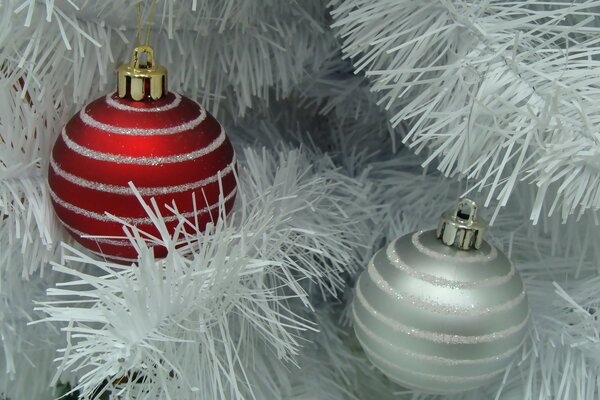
[58,217,131,247]
[87,248,140,263]
[386,239,515,289]
[60,127,227,165]
[80,102,206,136]
[367,262,527,316]
[360,343,507,384]
[50,154,236,195]
[105,93,182,112]
[49,186,237,224]
[355,283,530,344]
[353,308,525,366]
[412,230,498,262]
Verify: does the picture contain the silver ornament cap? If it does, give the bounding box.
[437,198,485,250]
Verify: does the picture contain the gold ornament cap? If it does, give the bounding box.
[117,45,167,101]
[436,198,486,250]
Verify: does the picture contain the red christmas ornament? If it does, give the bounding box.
[48,46,237,261]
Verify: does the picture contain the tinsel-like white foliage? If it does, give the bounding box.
[37,145,375,399]
[1,0,600,399]
[332,0,600,223]
[5,0,336,115]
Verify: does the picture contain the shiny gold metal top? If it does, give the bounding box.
[117,45,167,101]
[436,198,486,250]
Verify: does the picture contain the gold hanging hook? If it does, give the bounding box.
[118,0,166,101]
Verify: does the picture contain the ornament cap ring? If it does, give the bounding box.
[117,45,167,101]
[436,198,486,250]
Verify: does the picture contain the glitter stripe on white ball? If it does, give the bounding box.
[50,154,236,195]
[382,373,462,394]
[79,104,206,136]
[367,263,527,316]
[360,363,451,394]
[49,186,237,224]
[386,239,516,289]
[60,127,227,165]
[360,343,506,384]
[352,307,525,366]
[412,230,498,262]
[356,283,529,344]
[105,92,182,112]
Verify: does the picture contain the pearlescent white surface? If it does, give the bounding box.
[352,229,529,394]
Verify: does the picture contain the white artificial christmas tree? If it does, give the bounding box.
[1,1,600,399]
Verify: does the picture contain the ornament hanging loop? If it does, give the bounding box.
[436,198,486,250]
[136,0,157,46]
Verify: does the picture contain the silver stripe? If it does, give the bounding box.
[88,248,140,263]
[412,230,498,262]
[355,283,529,344]
[60,126,227,165]
[360,340,506,384]
[49,186,237,224]
[353,307,524,366]
[367,263,526,316]
[386,238,515,289]
[80,102,206,136]
[50,154,236,195]
[105,92,182,112]
[58,217,132,247]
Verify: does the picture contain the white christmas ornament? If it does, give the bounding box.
[352,199,529,394]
